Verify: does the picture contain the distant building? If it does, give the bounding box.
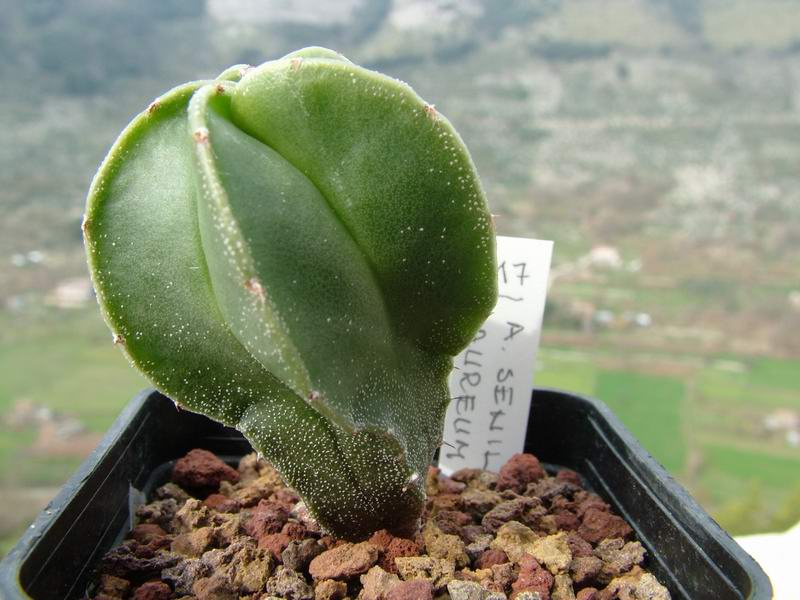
[789,290,800,312]
[764,409,800,432]
[763,409,800,448]
[587,245,623,270]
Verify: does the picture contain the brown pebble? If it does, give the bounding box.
[359,565,401,600]
[132,581,171,600]
[433,510,473,536]
[130,524,167,545]
[476,548,509,569]
[570,555,603,586]
[315,578,348,600]
[171,526,215,557]
[576,588,598,600]
[578,509,633,545]
[246,499,289,537]
[512,554,554,600]
[497,453,546,493]
[309,542,379,580]
[553,509,580,532]
[556,469,582,487]
[386,578,434,600]
[282,520,308,541]
[574,492,610,518]
[369,529,394,551]
[566,533,594,558]
[258,532,293,561]
[203,493,240,513]
[381,537,420,574]
[172,449,239,490]
[97,573,131,597]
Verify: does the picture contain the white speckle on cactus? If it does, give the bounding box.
[112,333,125,346]
[290,57,303,72]
[147,100,160,115]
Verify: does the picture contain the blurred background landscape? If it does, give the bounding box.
[1,0,800,556]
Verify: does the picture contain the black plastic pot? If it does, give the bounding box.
[0,388,771,599]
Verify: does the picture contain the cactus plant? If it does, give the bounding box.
[84,47,496,539]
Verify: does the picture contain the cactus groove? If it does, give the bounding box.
[84,47,497,539]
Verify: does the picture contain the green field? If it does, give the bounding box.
[596,371,686,473]
[0,308,144,487]
[535,347,800,536]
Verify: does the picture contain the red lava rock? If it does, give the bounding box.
[162,558,211,595]
[438,475,467,495]
[556,469,582,487]
[512,554,554,600]
[496,453,546,493]
[171,526,216,557]
[282,520,308,541]
[461,524,489,544]
[566,532,594,558]
[574,492,611,518]
[93,449,670,600]
[482,496,539,532]
[526,478,580,504]
[318,535,338,550]
[578,509,633,545]
[130,524,167,545]
[428,493,461,511]
[368,529,394,551]
[203,493,240,513]
[386,579,434,600]
[135,498,179,530]
[450,468,484,484]
[172,449,239,490]
[433,510,473,536]
[460,489,502,520]
[594,538,646,584]
[100,541,179,580]
[270,487,300,510]
[258,532,292,560]
[570,555,603,586]
[385,537,421,573]
[97,574,131,597]
[553,509,580,531]
[246,500,289,537]
[491,561,516,591]
[193,573,236,600]
[475,548,509,569]
[132,581,172,600]
[309,542,380,580]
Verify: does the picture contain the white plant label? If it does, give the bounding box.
[439,236,553,475]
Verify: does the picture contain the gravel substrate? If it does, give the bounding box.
[89,448,671,600]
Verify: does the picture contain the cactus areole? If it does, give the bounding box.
[84,47,497,539]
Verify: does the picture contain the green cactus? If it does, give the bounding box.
[84,47,496,539]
